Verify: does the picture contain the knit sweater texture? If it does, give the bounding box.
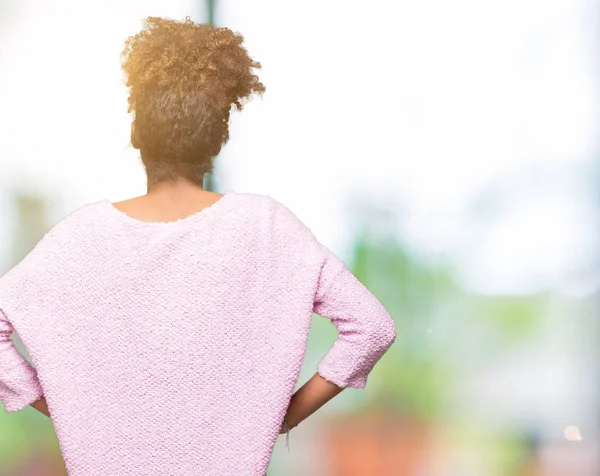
[0,190,397,476]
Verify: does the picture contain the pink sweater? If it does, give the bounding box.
[0,190,397,476]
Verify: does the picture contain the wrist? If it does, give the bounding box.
[282,417,298,430]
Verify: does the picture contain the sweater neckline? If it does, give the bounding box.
[97,190,237,228]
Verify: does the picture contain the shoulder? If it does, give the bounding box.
[231,190,303,218]
[229,190,283,211]
[36,201,102,248]
[0,201,97,290]
[233,192,325,264]
[232,191,312,231]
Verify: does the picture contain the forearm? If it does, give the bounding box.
[283,372,344,427]
[30,395,50,417]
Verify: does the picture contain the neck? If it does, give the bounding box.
[145,176,208,201]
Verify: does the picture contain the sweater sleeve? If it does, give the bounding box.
[312,245,397,389]
[0,308,44,413]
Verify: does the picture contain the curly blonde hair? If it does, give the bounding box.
[121,16,266,186]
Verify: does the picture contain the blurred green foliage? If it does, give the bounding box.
[471,295,544,341]
[338,222,544,424]
[348,231,454,420]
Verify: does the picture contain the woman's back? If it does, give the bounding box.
[0,16,396,476]
[0,190,396,475]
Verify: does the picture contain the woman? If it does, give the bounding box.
[0,16,397,476]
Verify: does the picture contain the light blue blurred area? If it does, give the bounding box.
[1,1,599,475]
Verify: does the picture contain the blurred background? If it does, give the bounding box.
[1,0,599,475]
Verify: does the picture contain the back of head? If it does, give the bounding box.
[120,16,266,185]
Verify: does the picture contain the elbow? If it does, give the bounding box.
[381,317,397,351]
[318,315,397,391]
[365,314,397,355]
[386,320,398,348]
[345,316,397,389]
